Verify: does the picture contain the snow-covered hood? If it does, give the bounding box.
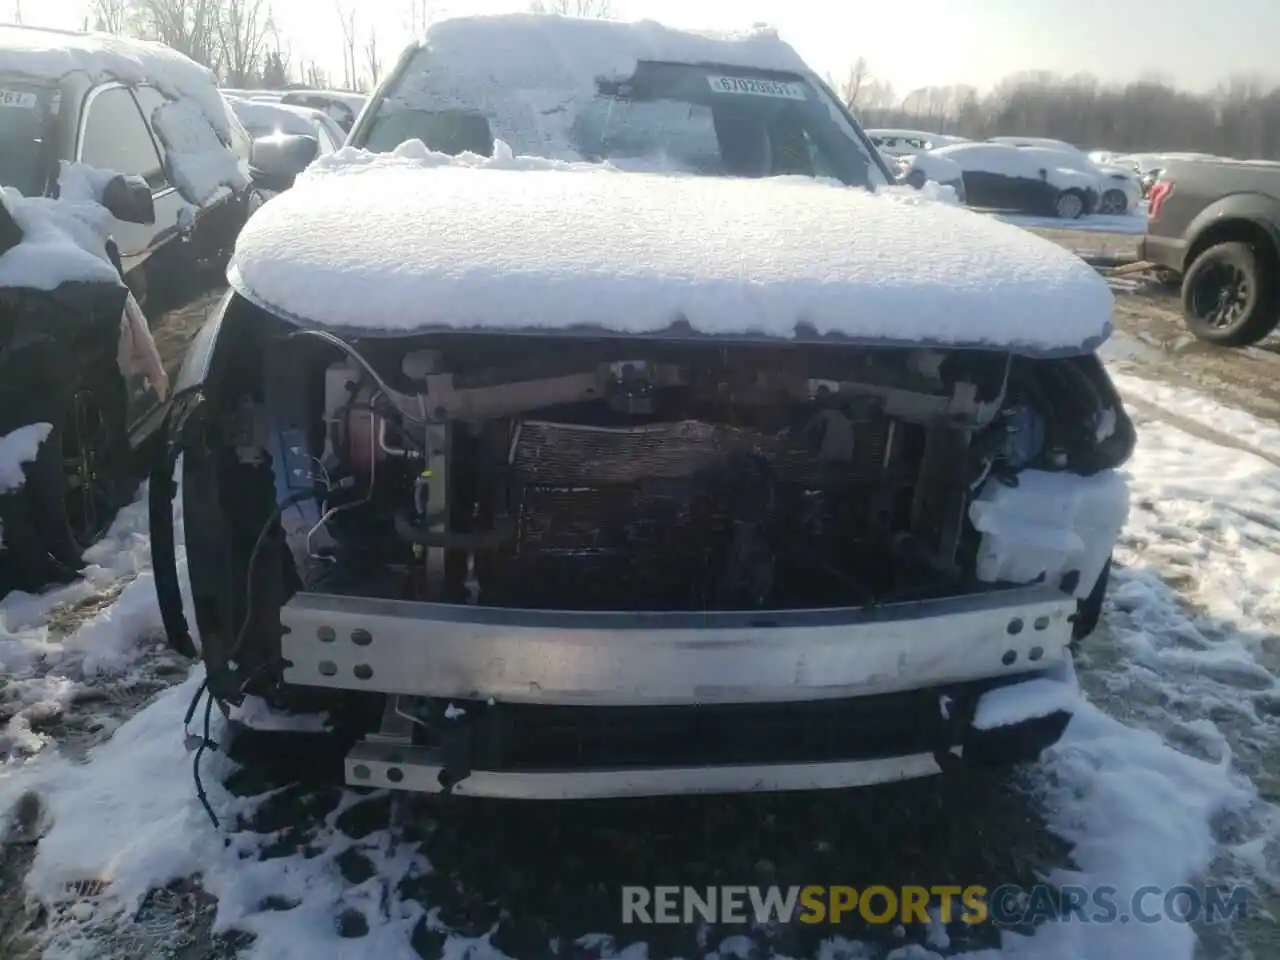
[228,141,1114,357]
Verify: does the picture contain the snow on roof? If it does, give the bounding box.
[379,13,811,160]
[0,24,233,142]
[0,162,123,291]
[228,141,1114,356]
[415,13,807,83]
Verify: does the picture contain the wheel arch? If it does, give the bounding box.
[1184,202,1280,279]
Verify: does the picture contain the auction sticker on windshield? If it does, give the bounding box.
[706,76,807,100]
[0,89,37,109]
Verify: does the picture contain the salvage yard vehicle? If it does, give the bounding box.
[0,24,266,585]
[154,13,1134,802]
[227,97,344,156]
[865,128,969,158]
[1142,158,1280,346]
[931,141,1099,219]
[989,137,1144,214]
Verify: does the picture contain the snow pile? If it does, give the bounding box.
[0,24,233,142]
[0,463,192,762]
[902,151,963,186]
[1010,704,1254,960]
[387,13,807,160]
[973,662,1080,730]
[152,98,250,203]
[0,162,124,290]
[0,422,51,493]
[230,140,1114,355]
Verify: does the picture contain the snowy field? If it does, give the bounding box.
[3,298,1280,959]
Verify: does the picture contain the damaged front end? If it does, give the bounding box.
[153,295,1134,799]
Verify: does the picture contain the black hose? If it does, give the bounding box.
[182,677,220,829]
[184,487,313,831]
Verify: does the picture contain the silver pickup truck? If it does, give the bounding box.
[150,13,1134,803]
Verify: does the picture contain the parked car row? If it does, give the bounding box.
[866,129,1144,218]
[225,96,347,154]
[0,25,322,586]
[219,87,368,133]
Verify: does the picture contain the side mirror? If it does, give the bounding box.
[101,173,156,225]
[249,133,320,191]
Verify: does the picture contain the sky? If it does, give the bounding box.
[8,0,1280,96]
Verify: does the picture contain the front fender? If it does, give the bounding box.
[173,287,234,395]
[1184,192,1280,258]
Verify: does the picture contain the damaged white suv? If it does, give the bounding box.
[153,14,1134,801]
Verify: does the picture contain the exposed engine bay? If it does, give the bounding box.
[236,329,1133,613]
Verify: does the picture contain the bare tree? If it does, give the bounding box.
[132,0,221,71]
[529,0,613,18]
[12,0,22,23]
[403,0,440,40]
[215,0,272,86]
[336,1,358,90]
[841,50,1280,160]
[302,60,330,89]
[839,57,871,111]
[363,30,382,92]
[88,0,131,33]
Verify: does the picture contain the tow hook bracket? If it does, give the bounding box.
[437,708,473,794]
[932,688,973,774]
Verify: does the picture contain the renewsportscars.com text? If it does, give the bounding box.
[620,884,1251,926]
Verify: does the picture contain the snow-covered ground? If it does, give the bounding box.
[995,204,1149,236]
[2,333,1280,959]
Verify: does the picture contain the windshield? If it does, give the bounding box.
[361,59,887,188]
[0,80,53,197]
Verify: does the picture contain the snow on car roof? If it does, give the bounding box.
[228,141,1114,357]
[0,24,233,142]
[412,12,809,82]
[378,13,812,159]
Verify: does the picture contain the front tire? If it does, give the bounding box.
[2,362,133,586]
[1055,189,1086,220]
[1182,241,1279,346]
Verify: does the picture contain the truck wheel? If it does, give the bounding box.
[2,362,133,586]
[1182,241,1279,346]
[1054,189,1086,219]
